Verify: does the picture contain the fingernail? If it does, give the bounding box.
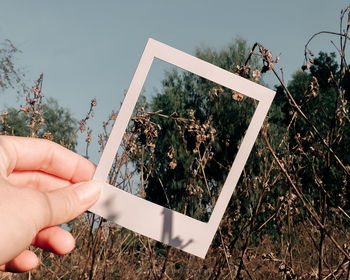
[73,180,102,204]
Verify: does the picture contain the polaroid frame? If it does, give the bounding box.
[89,38,275,258]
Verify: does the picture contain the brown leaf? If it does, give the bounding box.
[232,90,244,102]
[169,159,177,170]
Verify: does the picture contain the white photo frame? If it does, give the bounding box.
[89,38,275,258]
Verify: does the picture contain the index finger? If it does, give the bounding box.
[0,136,95,183]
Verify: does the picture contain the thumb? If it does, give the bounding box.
[37,180,102,228]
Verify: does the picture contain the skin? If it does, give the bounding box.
[0,136,101,273]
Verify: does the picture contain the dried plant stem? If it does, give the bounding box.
[79,218,103,280]
[158,177,171,208]
[304,31,350,58]
[263,129,350,260]
[247,41,350,177]
[235,183,266,279]
[147,239,158,279]
[271,66,350,176]
[159,247,170,280]
[219,230,234,280]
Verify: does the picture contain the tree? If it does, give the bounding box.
[271,51,350,225]
[0,39,27,94]
[3,97,78,150]
[0,52,78,150]
[125,38,263,222]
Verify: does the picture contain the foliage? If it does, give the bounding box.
[114,38,261,222]
[4,98,77,148]
[0,75,79,150]
[2,7,350,279]
[0,39,27,94]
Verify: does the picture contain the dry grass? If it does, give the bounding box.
[1,6,350,280]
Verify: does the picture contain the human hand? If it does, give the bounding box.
[0,136,101,272]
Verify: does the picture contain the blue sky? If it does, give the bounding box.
[0,0,348,163]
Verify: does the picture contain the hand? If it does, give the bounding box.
[0,136,101,272]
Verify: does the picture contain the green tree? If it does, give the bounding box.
[0,40,78,150]
[130,38,262,222]
[3,97,78,150]
[272,51,349,224]
[0,39,27,94]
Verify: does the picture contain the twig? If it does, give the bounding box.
[271,66,350,177]
[262,129,350,260]
[304,31,350,61]
[219,230,234,280]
